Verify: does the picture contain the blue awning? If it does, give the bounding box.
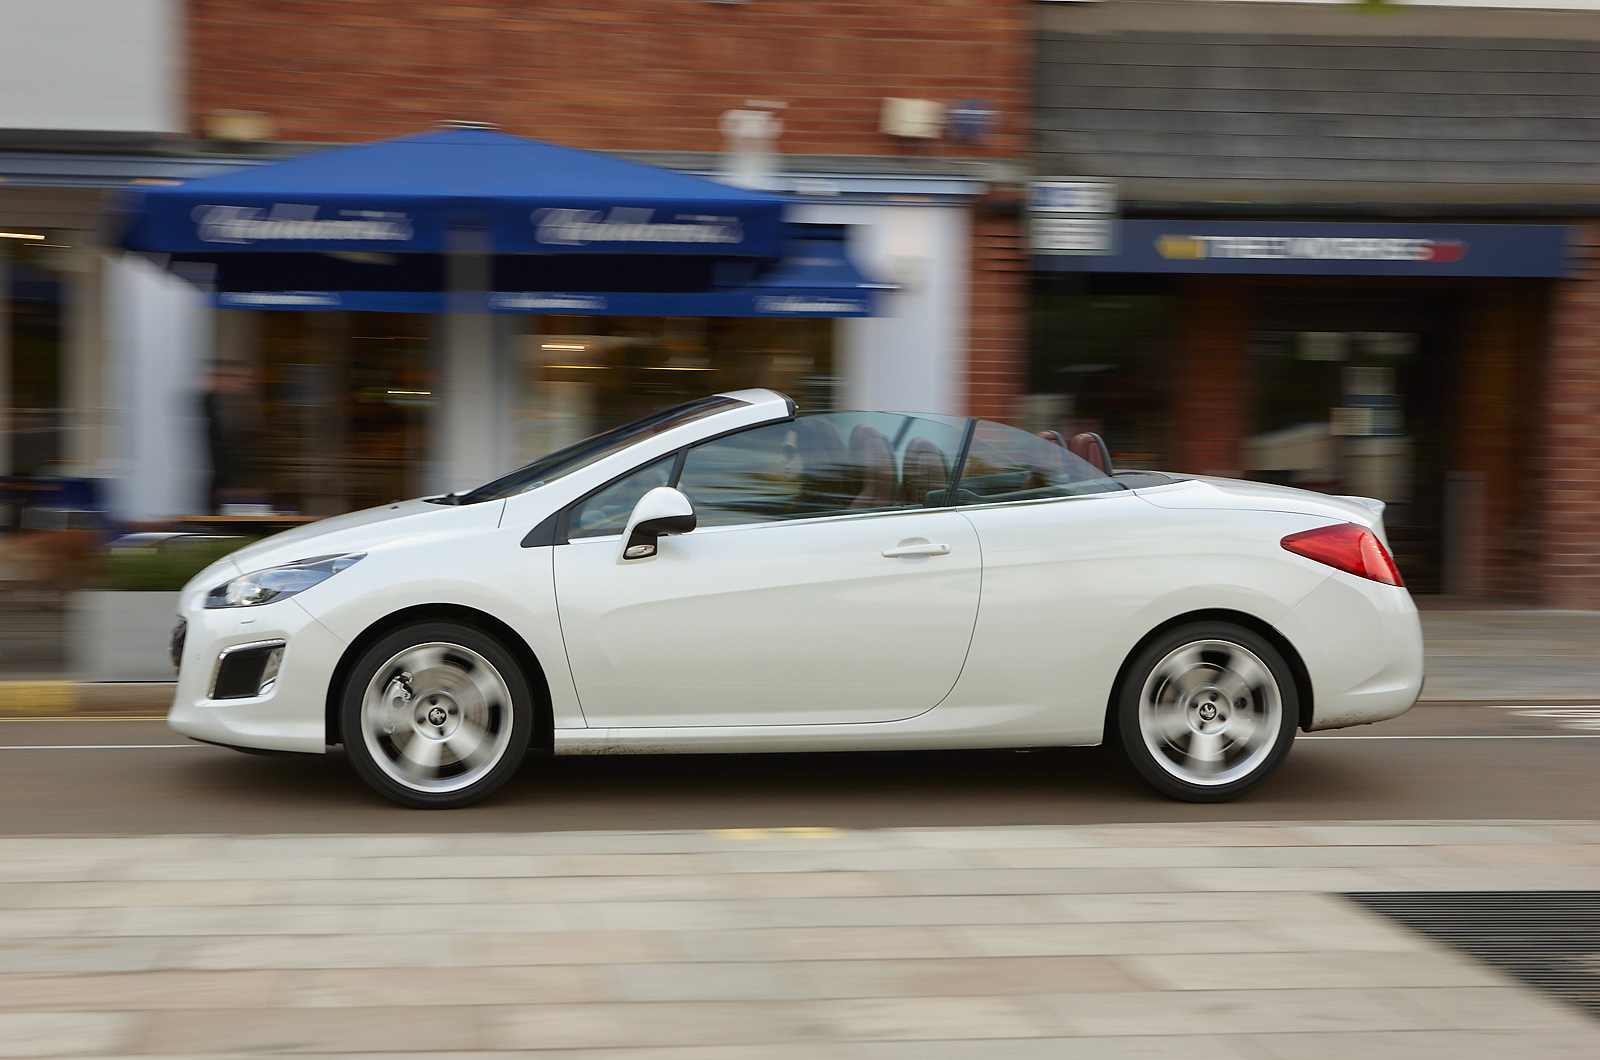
[120,128,789,257]
[211,226,890,317]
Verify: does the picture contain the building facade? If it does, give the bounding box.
[4,0,1033,523]
[1034,0,1600,605]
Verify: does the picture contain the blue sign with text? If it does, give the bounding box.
[1036,220,1571,278]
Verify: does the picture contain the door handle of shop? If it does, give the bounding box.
[882,543,951,558]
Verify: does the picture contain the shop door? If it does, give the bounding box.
[1249,291,1453,592]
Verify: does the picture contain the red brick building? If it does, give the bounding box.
[187,0,1035,426]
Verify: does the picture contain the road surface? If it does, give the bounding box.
[0,701,1593,834]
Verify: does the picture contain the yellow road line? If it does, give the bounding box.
[0,681,79,714]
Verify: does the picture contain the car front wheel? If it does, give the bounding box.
[341,622,533,809]
[1114,622,1298,802]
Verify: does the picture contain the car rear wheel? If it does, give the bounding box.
[1114,622,1298,802]
[340,622,533,809]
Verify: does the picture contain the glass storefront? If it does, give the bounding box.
[250,312,434,515]
[229,311,836,516]
[1028,275,1455,592]
[1028,275,1176,469]
[515,315,836,466]
[1249,291,1453,594]
[5,237,67,476]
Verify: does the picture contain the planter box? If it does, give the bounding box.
[70,591,181,682]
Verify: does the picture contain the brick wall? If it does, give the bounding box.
[1453,280,1546,601]
[965,206,1028,422]
[1168,277,1250,477]
[188,1,1030,159]
[1540,223,1600,608]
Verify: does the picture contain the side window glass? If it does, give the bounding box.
[678,412,966,528]
[954,420,1123,506]
[567,455,676,539]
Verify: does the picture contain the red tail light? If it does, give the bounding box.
[1281,523,1404,587]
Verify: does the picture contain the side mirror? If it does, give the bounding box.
[619,487,696,562]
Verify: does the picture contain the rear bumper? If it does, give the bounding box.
[166,597,345,754]
[1277,574,1424,731]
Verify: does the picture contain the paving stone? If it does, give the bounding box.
[891,867,1177,897]
[812,995,1070,1040]
[747,925,966,962]
[0,937,178,974]
[134,1005,497,1053]
[721,871,899,899]
[0,969,286,1010]
[788,954,1154,998]
[602,960,804,1002]
[1242,1028,1600,1059]
[0,821,1595,1056]
[1042,987,1428,1036]
[1117,950,1506,991]
[1381,865,1600,890]
[0,879,273,909]
[982,844,1454,870]
[1041,889,1342,923]
[1436,843,1600,866]
[949,920,1328,958]
[1161,867,1403,892]
[0,1010,137,1057]
[488,1000,821,1049]
[1296,825,1557,847]
[1385,984,1600,1032]
[842,1036,1254,1059]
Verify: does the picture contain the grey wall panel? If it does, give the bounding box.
[1037,16,1600,196]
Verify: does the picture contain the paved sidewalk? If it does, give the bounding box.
[1419,611,1600,701]
[1,822,1597,1058]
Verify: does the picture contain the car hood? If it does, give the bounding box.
[1138,476,1387,532]
[180,498,508,604]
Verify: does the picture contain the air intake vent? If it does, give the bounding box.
[1347,891,1600,1020]
[210,641,285,700]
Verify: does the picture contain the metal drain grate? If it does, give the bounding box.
[1346,891,1600,1020]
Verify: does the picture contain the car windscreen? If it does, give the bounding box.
[451,395,746,504]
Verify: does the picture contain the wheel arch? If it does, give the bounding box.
[324,603,554,753]
[1101,608,1315,743]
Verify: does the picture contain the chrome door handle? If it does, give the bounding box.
[882,543,951,558]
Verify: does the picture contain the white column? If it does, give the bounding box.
[62,245,107,473]
[790,202,969,416]
[433,246,513,495]
[104,254,211,522]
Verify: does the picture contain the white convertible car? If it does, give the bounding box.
[169,389,1423,808]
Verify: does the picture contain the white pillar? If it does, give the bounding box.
[104,254,211,522]
[62,246,107,473]
[790,203,969,416]
[433,245,513,495]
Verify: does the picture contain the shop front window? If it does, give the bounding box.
[514,315,836,467]
[242,311,434,515]
[5,238,66,476]
[1029,276,1175,469]
[221,311,833,517]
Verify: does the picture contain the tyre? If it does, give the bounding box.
[340,622,534,809]
[1113,622,1298,803]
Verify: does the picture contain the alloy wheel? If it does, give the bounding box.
[1136,638,1284,787]
[358,641,515,794]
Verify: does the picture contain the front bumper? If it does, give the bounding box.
[167,597,347,754]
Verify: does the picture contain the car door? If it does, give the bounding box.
[943,420,1175,742]
[552,412,980,727]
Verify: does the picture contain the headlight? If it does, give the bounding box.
[204,553,365,609]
